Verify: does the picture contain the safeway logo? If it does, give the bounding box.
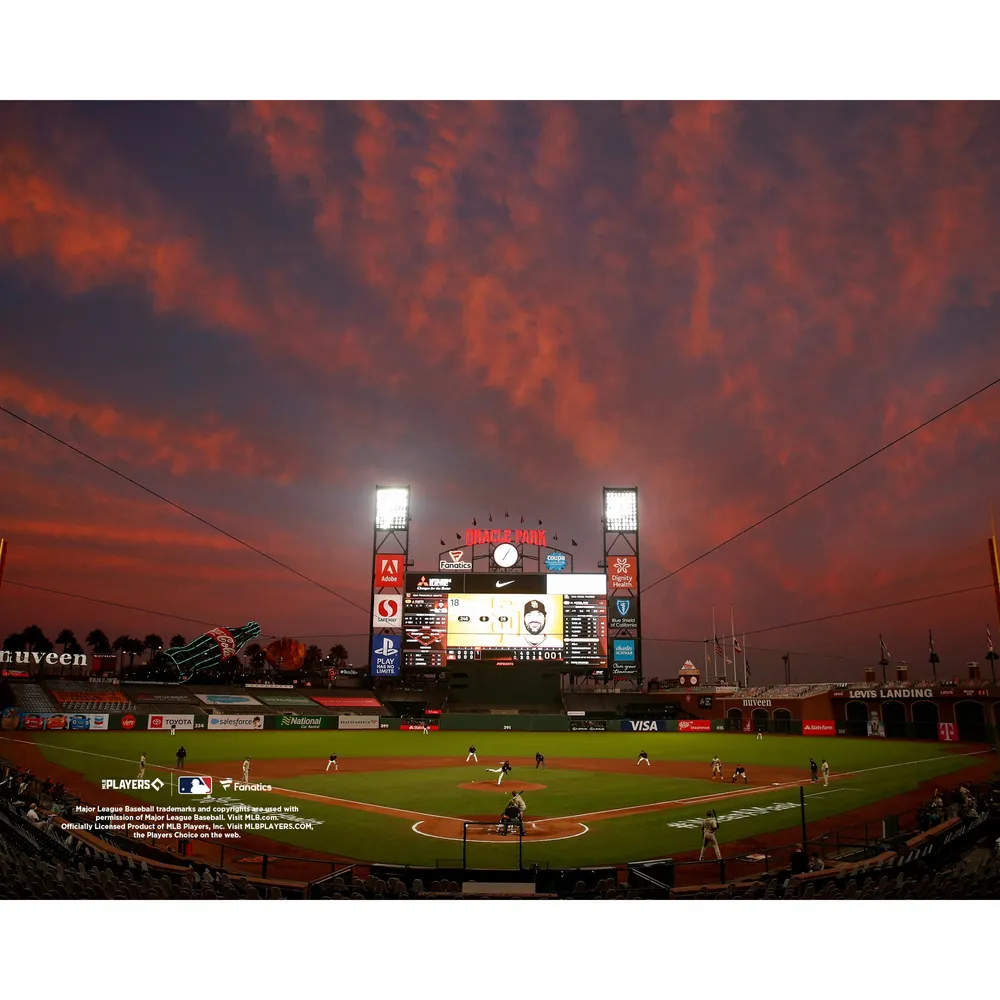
[375,555,403,588]
[373,596,402,628]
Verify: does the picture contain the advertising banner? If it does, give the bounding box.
[608,597,639,630]
[16,712,110,731]
[255,694,317,707]
[311,696,382,709]
[194,693,262,707]
[802,720,836,736]
[607,555,638,591]
[712,720,726,731]
[373,595,403,629]
[337,715,380,730]
[571,719,607,731]
[613,639,636,663]
[276,715,332,730]
[678,719,712,733]
[132,692,194,704]
[207,715,265,731]
[370,635,402,677]
[245,683,296,690]
[938,722,957,742]
[399,723,439,731]
[621,719,668,732]
[375,554,404,589]
[1,706,20,730]
[866,718,885,737]
[147,714,195,731]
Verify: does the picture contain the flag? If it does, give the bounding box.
[928,629,935,656]
[520,516,524,524]
[488,512,492,522]
[714,636,725,658]
[455,533,461,540]
[439,539,445,546]
[880,635,889,661]
[745,660,751,679]
[472,517,477,526]
[553,533,559,541]
[989,625,994,654]
[538,519,543,526]
[571,539,578,546]
[733,638,743,655]
[504,510,509,518]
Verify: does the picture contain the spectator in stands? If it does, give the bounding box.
[41,777,53,796]
[25,802,42,826]
[808,852,825,872]
[789,844,808,875]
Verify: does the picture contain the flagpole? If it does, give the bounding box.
[730,603,736,688]
[704,637,709,676]
[742,632,747,688]
[712,606,718,681]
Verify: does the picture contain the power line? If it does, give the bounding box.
[0,404,369,615]
[640,374,1000,595]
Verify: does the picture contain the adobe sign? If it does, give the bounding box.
[373,596,403,629]
[375,554,404,588]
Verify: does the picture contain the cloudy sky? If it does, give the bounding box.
[2,100,999,682]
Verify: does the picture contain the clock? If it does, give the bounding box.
[493,543,519,568]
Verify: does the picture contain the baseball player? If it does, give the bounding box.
[422,723,429,735]
[636,751,650,766]
[466,745,478,762]
[711,755,723,780]
[137,753,147,779]
[732,765,749,784]
[325,753,338,771]
[698,810,721,860]
[511,790,527,819]
[169,725,176,737]
[809,757,819,784]
[756,726,764,741]
[821,758,830,786]
[242,757,251,782]
[485,760,512,786]
[535,752,546,770]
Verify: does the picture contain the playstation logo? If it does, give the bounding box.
[375,637,398,655]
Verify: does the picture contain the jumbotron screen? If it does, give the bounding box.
[403,573,607,669]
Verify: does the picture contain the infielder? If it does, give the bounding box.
[756,727,764,741]
[466,745,478,762]
[422,723,430,735]
[242,757,251,782]
[637,751,650,766]
[326,753,338,771]
[821,758,830,786]
[137,753,147,779]
[732,765,749,784]
[485,760,512,786]
[711,755,723,780]
[698,810,721,860]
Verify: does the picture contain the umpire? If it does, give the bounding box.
[176,745,187,770]
[535,752,546,770]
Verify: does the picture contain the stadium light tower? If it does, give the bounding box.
[369,486,411,678]
[602,487,641,690]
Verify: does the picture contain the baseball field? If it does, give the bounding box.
[4,729,992,874]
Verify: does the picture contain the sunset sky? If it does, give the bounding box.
[2,100,1000,682]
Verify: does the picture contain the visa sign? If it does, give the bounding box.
[370,635,401,676]
[622,720,664,732]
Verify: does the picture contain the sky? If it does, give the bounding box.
[2,100,1000,683]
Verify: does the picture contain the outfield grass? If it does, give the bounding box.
[15,730,982,868]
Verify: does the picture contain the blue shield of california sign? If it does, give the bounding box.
[609,598,638,630]
[370,635,401,676]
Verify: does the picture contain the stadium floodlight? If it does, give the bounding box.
[375,487,409,531]
[604,488,638,532]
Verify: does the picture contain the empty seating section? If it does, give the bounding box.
[11,683,57,713]
[46,680,133,713]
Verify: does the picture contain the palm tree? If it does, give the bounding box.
[143,634,164,662]
[125,637,145,668]
[169,634,186,648]
[112,635,130,669]
[55,629,77,652]
[329,643,349,669]
[245,642,264,666]
[3,632,26,653]
[20,625,47,652]
[86,629,112,655]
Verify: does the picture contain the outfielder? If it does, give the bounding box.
[485,760,512,786]
[137,753,147,779]
[821,758,829,786]
[169,726,176,737]
[466,745,478,762]
[637,751,650,766]
[711,755,723,780]
[698,810,721,860]
[756,727,764,741]
[242,757,251,782]
[326,753,338,771]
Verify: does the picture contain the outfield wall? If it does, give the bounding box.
[436,713,570,732]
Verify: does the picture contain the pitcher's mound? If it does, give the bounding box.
[458,781,547,792]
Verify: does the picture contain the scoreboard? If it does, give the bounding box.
[402,573,607,669]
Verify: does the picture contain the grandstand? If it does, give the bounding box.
[46,680,134,714]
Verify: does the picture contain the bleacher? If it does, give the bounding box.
[9,682,57,713]
[45,679,134,714]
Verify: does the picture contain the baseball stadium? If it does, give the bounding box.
[2,486,999,901]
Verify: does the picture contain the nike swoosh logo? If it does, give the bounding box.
[496,581,515,588]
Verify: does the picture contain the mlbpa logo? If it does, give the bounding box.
[616,599,630,616]
[373,596,402,628]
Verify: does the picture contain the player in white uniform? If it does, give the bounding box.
[711,755,723,780]
[821,759,830,786]
[698,810,721,860]
[637,751,650,766]
[422,723,429,735]
[756,726,764,740]
[242,757,251,782]
[466,745,478,762]
[137,754,147,779]
[170,726,176,737]
[511,791,527,819]
[485,760,512,786]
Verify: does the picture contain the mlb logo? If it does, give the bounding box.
[178,776,213,795]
